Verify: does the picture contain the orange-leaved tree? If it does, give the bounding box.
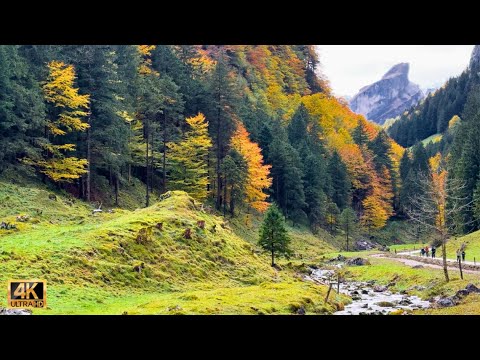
[230,120,272,212]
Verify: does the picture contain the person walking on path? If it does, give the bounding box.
[457,249,461,262]
[425,246,429,257]
[462,250,466,262]
[431,246,436,258]
[421,248,425,257]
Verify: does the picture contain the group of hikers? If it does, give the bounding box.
[420,245,436,258]
[419,246,467,262]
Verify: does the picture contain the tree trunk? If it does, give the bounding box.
[215,92,222,210]
[145,122,150,208]
[151,130,154,194]
[275,176,279,203]
[459,257,463,279]
[86,127,91,202]
[207,150,210,193]
[114,173,119,207]
[128,122,132,185]
[271,247,275,267]
[223,177,227,217]
[229,184,235,217]
[441,233,449,282]
[162,111,167,194]
[346,223,349,251]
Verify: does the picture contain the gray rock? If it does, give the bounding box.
[330,254,346,262]
[361,289,369,294]
[398,299,412,306]
[349,63,424,125]
[465,283,480,293]
[436,297,455,308]
[412,265,424,269]
[0,308,32,315]
[373,285,388,292]
[346,257,370,266]
[376,301,395,307]
[354,239,378,251]
[408,285,426,291]
[454,289,470,299]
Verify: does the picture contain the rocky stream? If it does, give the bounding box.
[308,268,431,315]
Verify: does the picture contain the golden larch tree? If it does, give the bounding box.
[230,120,272,212]
[137,45,158,76]
[28,61,90,182]
[167,113,212,201]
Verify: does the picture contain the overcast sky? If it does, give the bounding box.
[315,45,474,97]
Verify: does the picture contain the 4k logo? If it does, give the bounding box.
[8,280,46,308]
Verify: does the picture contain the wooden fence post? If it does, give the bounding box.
[459,257,463,280]
[325,283,333,303]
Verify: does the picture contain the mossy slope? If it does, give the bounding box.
[0,182,339,314]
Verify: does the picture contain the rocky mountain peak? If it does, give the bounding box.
[470,45,480,68]
[349,63,423,125]
[381,62,409,80]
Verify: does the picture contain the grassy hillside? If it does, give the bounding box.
[444,230,480,262]
[0,180,343,314]
[421,133,442,147]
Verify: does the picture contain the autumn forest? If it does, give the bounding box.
[0,45,405,230]
[2,45,480,315]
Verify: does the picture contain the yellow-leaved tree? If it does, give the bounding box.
[26,61,90,182]
[167,113,212,201]
[138,45,158,75]
[230,121,272,212]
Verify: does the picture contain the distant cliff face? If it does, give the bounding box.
[349,63,424,125]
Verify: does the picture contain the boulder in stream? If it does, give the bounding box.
[0,308,32,315]
[398,298,412,306]
[376,301,395,307]
[373,285,388,292]
[436,297,455,308]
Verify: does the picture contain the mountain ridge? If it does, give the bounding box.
[349,62,424,125]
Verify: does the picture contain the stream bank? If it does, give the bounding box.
[308,268,430,315]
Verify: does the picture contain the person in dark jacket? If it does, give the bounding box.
[431,246,436,258]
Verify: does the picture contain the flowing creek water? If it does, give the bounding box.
[309,268,431,315]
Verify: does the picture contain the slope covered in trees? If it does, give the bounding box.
[388,59,480,149]
[0,45,402,233]
[386,51,480,237]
